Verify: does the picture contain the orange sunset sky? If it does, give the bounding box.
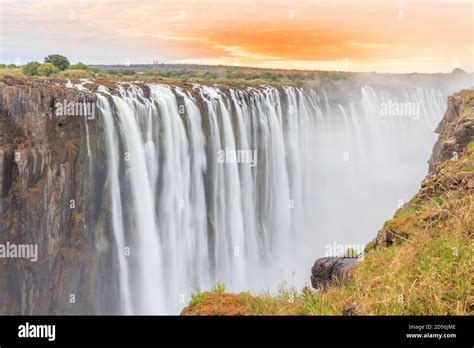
[1,0,472,73]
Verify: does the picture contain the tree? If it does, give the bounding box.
[44,54,70,71]
[69,62,89,71]
[451,68,467,76]
[37,63,59,76]
[22,61,41,76]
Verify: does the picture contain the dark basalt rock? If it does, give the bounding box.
[0,77,119,314]
[428,93,474,172]
[310,257,357,289]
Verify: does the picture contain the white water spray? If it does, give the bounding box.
[97,83,448,314]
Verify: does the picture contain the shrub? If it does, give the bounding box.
[44,54,70,71]
[0,67,23,77]
[58,69,94,78]
[69,62,89,71]
[189,291,211,308]
[22,61,41,76]
[37,63,59,76]
[213,282,226,293]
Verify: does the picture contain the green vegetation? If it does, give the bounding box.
[58,69,94,79]
[189,291,211,308]
[213,282,226,293]
[187,282,227,309]
[44,54,70,70]
[37,63,59,76]
[22,61,41,76]
[462,165,474,172]
[0,54,353,86]
[0,66,23,77]
[90,67,352,86]
[0,54,92,78]
[0,64,350,86]
[69,62,89,71]
[364,240,375,253]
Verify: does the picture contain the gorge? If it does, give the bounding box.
[0,73,471,314]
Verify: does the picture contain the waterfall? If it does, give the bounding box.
[97,95,132,314]
[97,83,446,314]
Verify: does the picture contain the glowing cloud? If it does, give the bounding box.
[1,0,472,72]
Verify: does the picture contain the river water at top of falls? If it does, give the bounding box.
[96,83,446,314]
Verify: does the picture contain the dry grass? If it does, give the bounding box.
[0,67,23,77]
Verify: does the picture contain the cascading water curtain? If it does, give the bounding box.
[96,84,445,314]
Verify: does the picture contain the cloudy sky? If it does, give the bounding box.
[1,0,472,72]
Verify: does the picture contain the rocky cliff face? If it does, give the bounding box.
[429,91,474,172]
[373,90,474,249]
[0,77,119,314]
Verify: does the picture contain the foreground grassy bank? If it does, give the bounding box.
[183,93,474,316]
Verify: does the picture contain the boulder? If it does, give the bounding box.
[310,257,357,289]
